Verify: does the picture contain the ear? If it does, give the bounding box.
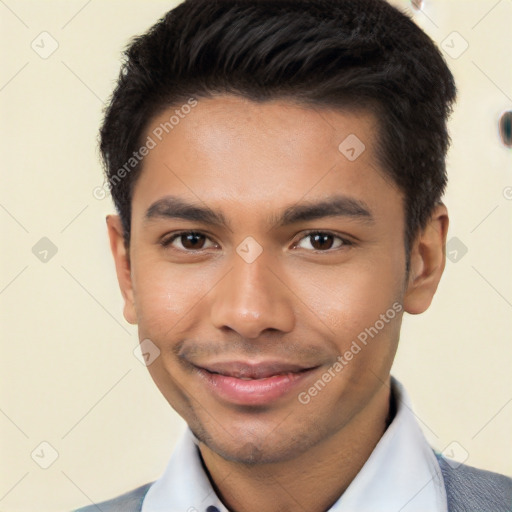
[106,215,137,325]
[403,204,449,315]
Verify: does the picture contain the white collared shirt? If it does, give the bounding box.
[142,377,448,512]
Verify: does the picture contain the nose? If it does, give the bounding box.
[210,248,295,339]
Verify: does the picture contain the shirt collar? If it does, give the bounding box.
[329,377,447,511]
[141,424,229,512]
[142,377,447,512]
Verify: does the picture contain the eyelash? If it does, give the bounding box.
[160,230,354,253]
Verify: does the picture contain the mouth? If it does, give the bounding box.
[193,360,320,406]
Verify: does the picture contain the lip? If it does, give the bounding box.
[194,360,319,406]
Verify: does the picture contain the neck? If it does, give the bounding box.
[198,382,392,512]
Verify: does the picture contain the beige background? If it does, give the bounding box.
[1,1,511,511]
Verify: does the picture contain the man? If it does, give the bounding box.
[76,0,512,510]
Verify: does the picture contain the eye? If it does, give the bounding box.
[293,231,352,252]
[161,231,218,251]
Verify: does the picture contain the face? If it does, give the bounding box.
[108,95,447,465]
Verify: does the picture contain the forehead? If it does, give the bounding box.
[131,95,401,227]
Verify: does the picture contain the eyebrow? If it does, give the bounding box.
[144,194,373,230]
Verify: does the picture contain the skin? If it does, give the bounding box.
[107,95,448,512]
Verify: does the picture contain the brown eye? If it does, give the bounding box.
[310,233,335,250]
[162,232,216,251]
[295,231,350,252]
[180,233,206,249]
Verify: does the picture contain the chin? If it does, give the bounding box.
[189,416,330,466]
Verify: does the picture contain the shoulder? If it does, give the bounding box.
[436,454,512,512]
[73,482,154,512]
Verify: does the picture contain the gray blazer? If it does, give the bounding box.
[74,455,512,511]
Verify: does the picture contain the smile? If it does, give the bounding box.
[194,360,319,406]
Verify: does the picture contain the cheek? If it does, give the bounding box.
[288,256,404,337]
[131,256,210,340]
